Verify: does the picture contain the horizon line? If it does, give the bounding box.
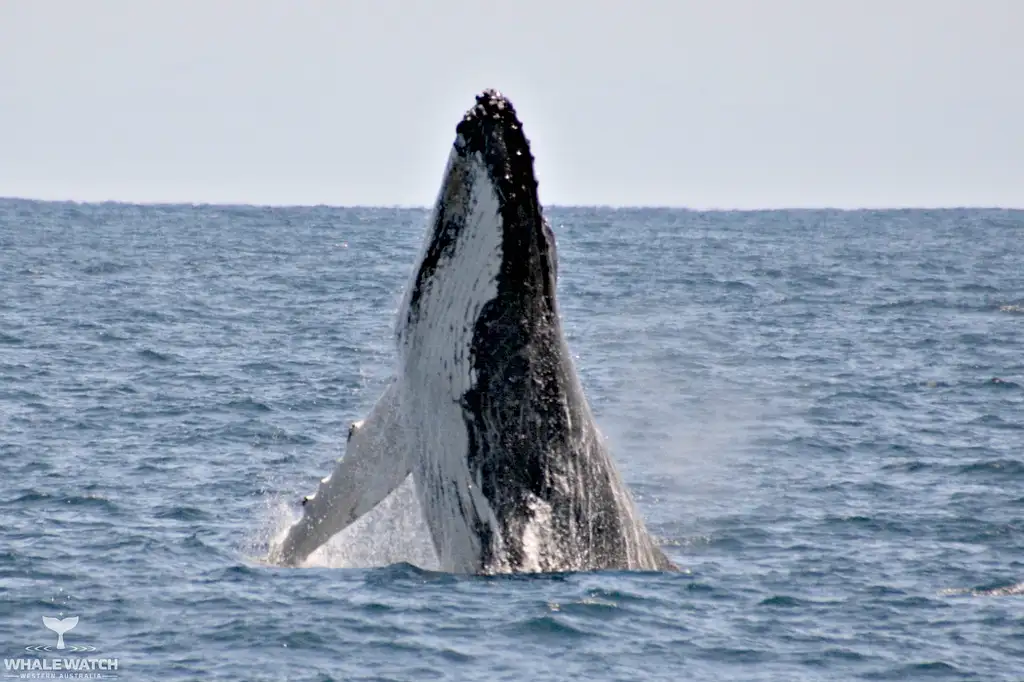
[2,194,1022,213]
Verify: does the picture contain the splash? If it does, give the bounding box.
[941,581,1024,597]
[257,475,440,570]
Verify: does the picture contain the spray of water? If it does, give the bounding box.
[255,474,439,570]
[595,365,774,551]
[250,380,768,571]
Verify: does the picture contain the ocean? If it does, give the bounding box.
[1,199,1021,681]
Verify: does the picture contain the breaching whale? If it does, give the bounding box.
[270,90,676,573]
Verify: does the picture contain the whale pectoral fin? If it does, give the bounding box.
[270,382,409,566]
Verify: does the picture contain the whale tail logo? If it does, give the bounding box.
[42,616,78,649]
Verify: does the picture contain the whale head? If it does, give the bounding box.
[397,89,559,365]
[396,90,584,571]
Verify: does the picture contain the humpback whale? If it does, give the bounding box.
[270,90,676,573]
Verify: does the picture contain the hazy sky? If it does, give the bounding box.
[1,1,1021,208]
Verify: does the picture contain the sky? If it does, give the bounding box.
[1,0,1021,208]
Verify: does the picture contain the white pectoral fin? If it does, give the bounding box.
[270,382,410,566]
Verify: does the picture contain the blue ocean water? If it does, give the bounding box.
[1,199,1022,681]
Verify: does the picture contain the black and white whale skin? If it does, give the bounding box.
[270,90,676,574]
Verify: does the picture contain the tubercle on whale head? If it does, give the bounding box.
[453,89,539,207]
